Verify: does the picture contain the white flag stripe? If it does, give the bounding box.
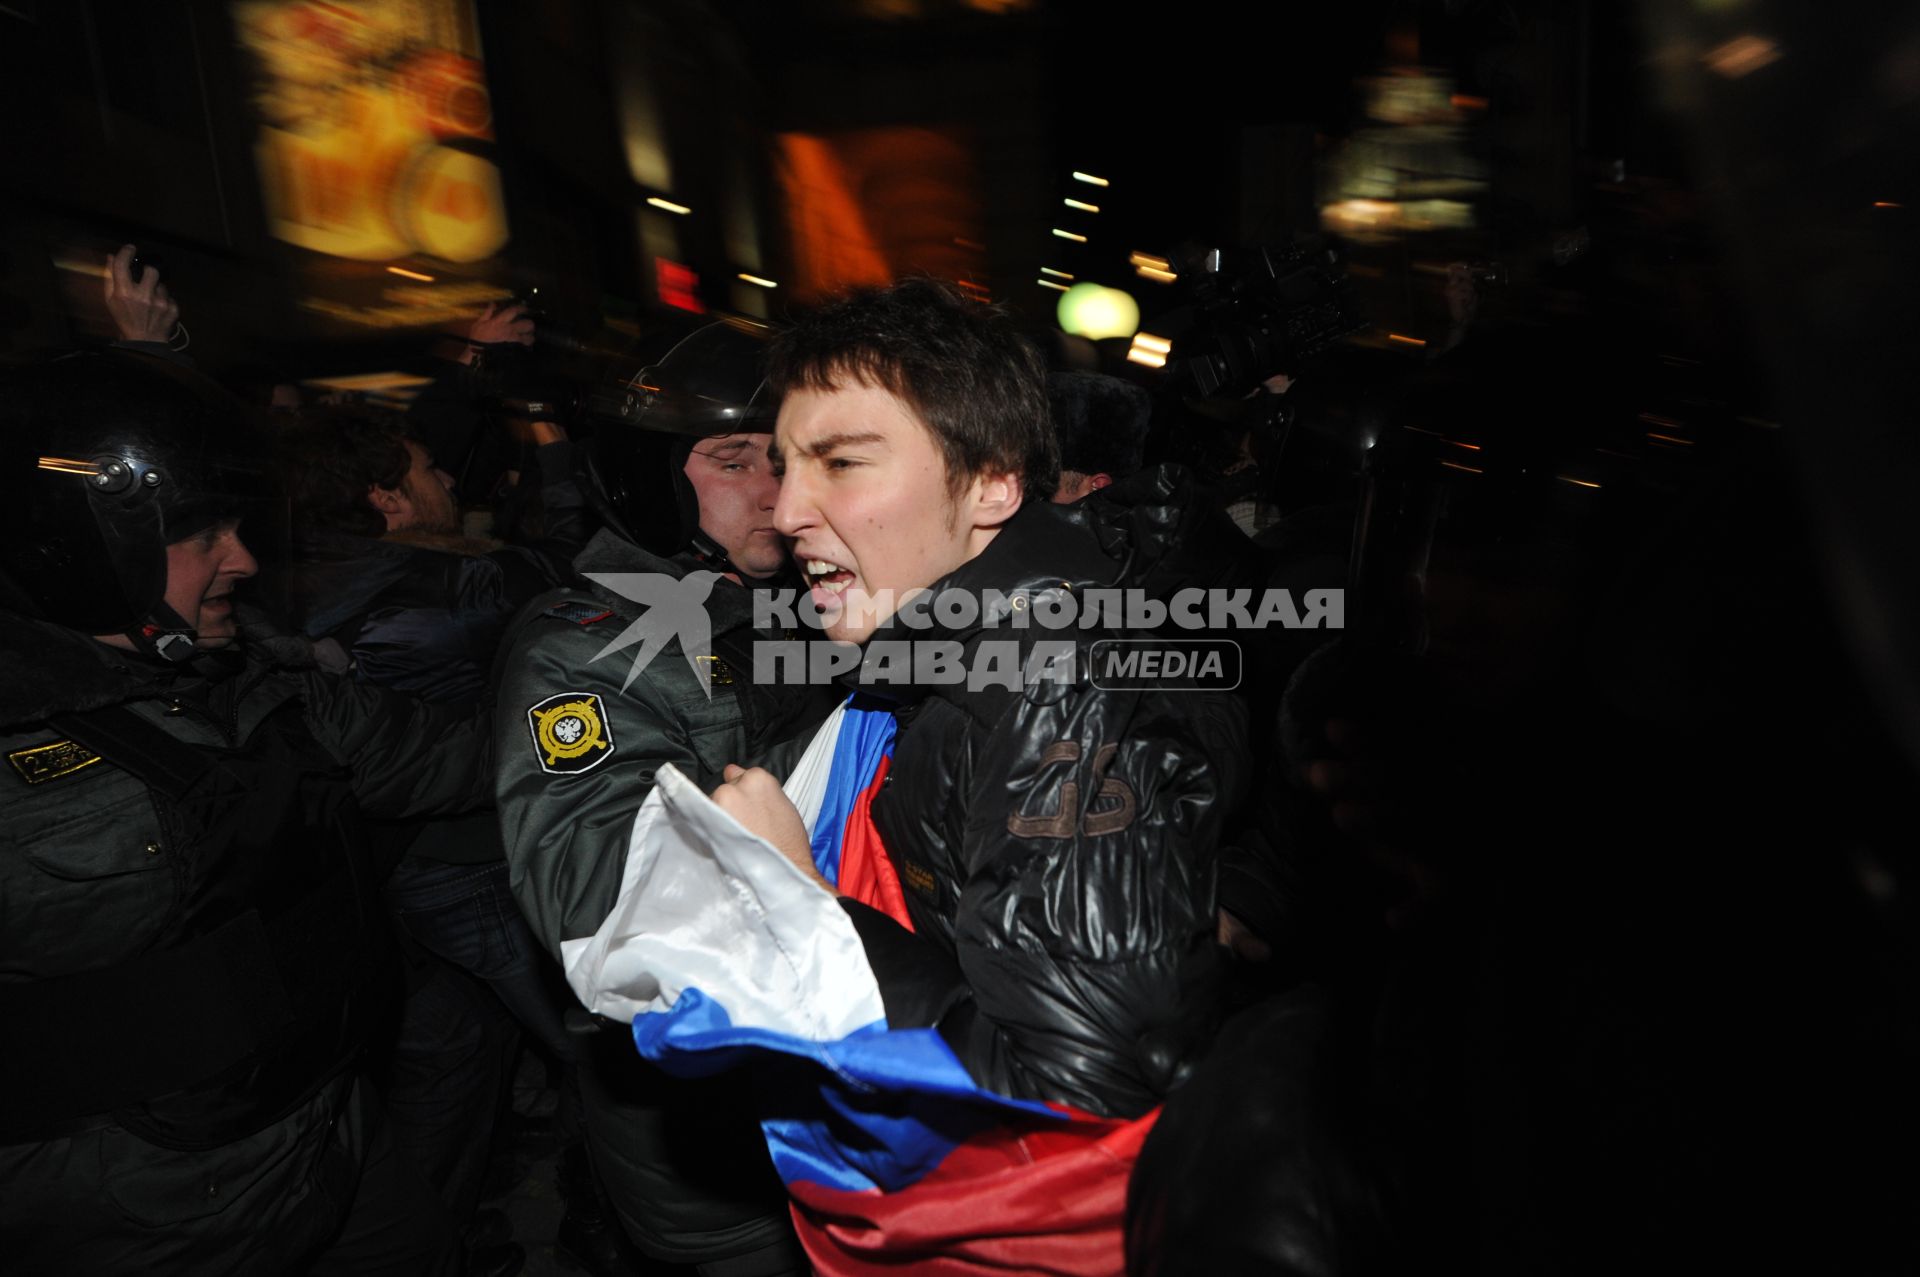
[559,708,884,1040]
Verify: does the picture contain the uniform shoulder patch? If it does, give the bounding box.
[8,738,105,786]
[526,691,617,775]
[541,601,615,627]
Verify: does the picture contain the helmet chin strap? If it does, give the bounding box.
[686,529,746,579]
[126,601,200,663]
[686,529,793,585]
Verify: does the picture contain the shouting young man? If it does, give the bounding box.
[714,278,1249,1120]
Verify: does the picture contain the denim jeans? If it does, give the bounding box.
[379,855,582,1224]
[378,951,515,1228]
[385,855,577,1066]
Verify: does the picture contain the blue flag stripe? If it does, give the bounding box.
[807,699,897,885]
[634,987,1058,1192]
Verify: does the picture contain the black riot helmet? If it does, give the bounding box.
[0,350,283,658]
[581,320,778,572]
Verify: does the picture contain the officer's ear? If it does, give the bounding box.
[367,483,411,531]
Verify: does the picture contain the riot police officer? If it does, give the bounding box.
[0,350,495,1275]
[493,321,834,1276]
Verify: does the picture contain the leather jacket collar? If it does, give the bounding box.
[847,501,1124,707]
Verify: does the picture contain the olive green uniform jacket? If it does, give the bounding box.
[493,530,832,1265]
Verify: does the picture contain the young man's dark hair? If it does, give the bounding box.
[767,276,1060,503]
[280,406,415,538]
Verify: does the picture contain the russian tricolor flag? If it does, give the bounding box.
[561,700,1155,1275]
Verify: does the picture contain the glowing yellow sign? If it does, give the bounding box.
[236,1,509,264]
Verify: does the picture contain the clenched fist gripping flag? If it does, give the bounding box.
[559,698,1157,1276]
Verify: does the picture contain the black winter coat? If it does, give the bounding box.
[842,501,1248,1118]
[287,528,577,866]
[289,530,577,707]
[0,613,493,1271]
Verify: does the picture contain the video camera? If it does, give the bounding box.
[1164,238,1368,404]
[462,288,628,424]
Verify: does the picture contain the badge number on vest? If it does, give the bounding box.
[527,692,616,775]
[8,738,105,785]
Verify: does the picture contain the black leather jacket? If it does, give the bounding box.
[841,500,1249,1118]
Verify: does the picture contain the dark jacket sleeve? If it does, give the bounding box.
[296,669,494,818]
[404,357,485,482]
[110,339,193,368]
[838,897,973,1028]
[492,605,748,958]
[871,685,1246,1118]
[528,440,589,556]
[334,548,576,705]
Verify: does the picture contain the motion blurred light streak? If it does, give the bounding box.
[1129,251,1176,283]
[1703,34,1782,78]
[1126,331,1169,367]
